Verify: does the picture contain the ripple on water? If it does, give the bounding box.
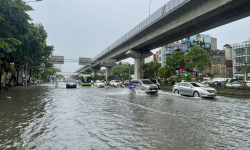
[1,84,250,149]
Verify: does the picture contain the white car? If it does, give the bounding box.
[201,81,209,87]
[109,80,120,87]
[95,81,105,88]
[226,81,250,88]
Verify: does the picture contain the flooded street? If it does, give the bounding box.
[0,83,250,149]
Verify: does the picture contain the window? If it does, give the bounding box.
[159,50,161,54]
[190,83,204,87]
[178,83,185,86]
[141,80,153,84]
[184,83,192,87]
[247,48,250,55]
[159,57,161,61]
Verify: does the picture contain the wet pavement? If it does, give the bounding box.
[0,82,250,149]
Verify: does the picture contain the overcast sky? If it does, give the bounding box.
[27,0,250,72]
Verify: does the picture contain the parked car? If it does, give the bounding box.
[109,80,120,87]
[173,82,217,98]
[201,81,209,87]
[226,81,250,88]
[226,78,238,84]
[94,80,105,88]
[149,79,160,89]
[66,80,77,88]
[131,79,158,93]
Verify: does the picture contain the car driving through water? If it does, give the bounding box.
[173,82,217,98]
[109,80,120,87]
[131,79,158,94]
[66,79,77,88]
[94,80,105,88]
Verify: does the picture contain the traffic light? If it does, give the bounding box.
[185,71,188,77]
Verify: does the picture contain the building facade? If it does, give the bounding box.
[203,50,233,78]
[233,40,250,77]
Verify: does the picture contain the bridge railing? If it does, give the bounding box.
[92,0,189,63]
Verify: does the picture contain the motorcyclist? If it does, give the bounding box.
[128,81,136,89]
[55,80,58,87]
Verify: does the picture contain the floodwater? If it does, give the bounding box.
[0,83,250,149]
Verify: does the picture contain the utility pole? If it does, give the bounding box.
[149,1,152,16]
[129,63,131,81]
[25,63,28,86]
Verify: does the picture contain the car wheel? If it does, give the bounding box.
[174,89,179,95]
[193,91,200,97]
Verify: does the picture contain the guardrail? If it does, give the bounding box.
[92,0,190,62]
[77,0,189,72]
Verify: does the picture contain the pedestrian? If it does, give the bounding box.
[30,80,33,85]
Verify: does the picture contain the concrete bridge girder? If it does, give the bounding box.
[77,0,250,77]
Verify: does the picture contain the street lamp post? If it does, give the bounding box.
[129,63,131,81]
[149,1,152,16]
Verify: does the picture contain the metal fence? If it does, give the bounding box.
[77,0,189,72]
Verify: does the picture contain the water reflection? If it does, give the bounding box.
[0,83,250,149]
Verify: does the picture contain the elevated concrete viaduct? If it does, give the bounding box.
[76,0,250,80]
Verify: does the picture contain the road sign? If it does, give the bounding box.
[79,57,91,65]
[102,59,116,67]
[50,56,64,64]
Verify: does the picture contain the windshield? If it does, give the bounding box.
[96,81,102,83]
[190,83,204,87]
[115,81,120,82]
[82,76,91,83]
[141,80,153,84]
[150,79,157,84]
[68,80,75,82]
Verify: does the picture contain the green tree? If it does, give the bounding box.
[165,51,186,77]
[142,61,161,79]
[112,64,134,80]
[157,67,171,79]
[206,73,217,81]
[184,46,211,70]
[55,68,61,72]
[40,59,56,81]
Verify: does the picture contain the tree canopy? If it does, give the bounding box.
[0,0,56,83]
[142,61,161,79]
[184,46,211,70]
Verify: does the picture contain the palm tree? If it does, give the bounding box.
[206,73,217,81]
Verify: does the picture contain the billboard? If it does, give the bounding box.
[79,57,91,65]
[50,56,64,64]
[189,34,211,50]
[102,59,116,67]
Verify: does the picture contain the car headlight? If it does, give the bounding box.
[200,89,209,94]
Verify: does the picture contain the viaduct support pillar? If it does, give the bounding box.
[92,68,100,78]
[105,67,112,81]
[126,50,153,79]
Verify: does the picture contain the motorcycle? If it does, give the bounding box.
[128,84,136,94]
[55,81,58,87]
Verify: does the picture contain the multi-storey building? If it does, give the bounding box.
[233,40,250,78]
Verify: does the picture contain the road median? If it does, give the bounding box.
[160,87,250,98]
